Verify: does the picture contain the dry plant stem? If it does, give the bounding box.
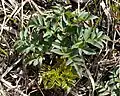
[101,49,110,60]
[99,56,119,66]
[21,0,24,29]
[81,0,91,11]
[30,0,45,15]
[0,15,10,48]
[28,90,38,96]
[0,0,27,36]
[1,78,28,96]
[0,14,6,36]
[0,5,18,36]
[0,35,10,50]
[0,0,43,36]
[106,19,110,51]
[0,0,28,37]
[35,81,45,96]
[99,56,119,84]
[1,78,16,89]
[116,29,120,36]
[100,0,112,54]
[14,1,27,16]
[2,0,6,16]
[16,77,21,88]
[1,58,22,78]
[84,64,95,96]
[112,0,120,5]
[0,58,28,96]
[0,82,6,96]
[112,31,116,50]
[8,0,16,7]
[3,1,14,10]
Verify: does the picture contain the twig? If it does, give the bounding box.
[0,5,18,36]
[81,0,91,11]
[112,31,116,59]
[28,90,38,96]
[0,78,28,96]
[0,58,28,96]
[0,0,27,36]
[0,82,6,96]
[1,0,6,16]
[30,0,45,15]
[8,0,16,8]
[100,0,112,54]
[0,14,6,36]
[116,26,120,36]
[14,0,27,16]
[112,0,120,5]
[1,58,22,78]
[21,0,24,29]
[84,64,95,96]
[35,81,45,96]
[4,1,14,10]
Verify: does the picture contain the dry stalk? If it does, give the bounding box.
[1,78,28,96]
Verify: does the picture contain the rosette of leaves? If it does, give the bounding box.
[15,4,110,75]
[95,67,120,96]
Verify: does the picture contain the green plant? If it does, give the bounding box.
[15,4,110,91]
[95,66,120,96]
[15,4,109,65]
[39,58,78,90]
